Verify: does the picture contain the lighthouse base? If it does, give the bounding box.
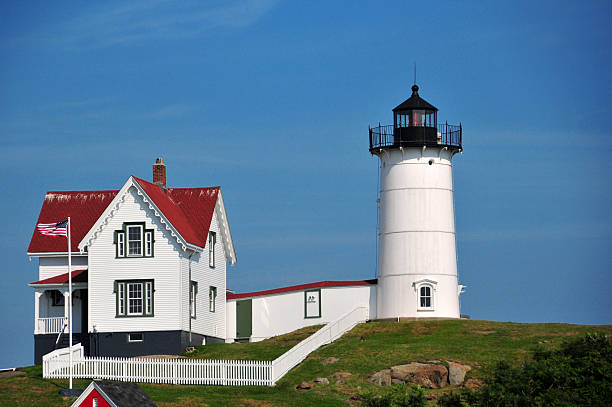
[376,274,460,320]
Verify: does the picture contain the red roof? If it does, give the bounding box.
[31,269,88,285]
[227,279,377,300]
[28,177,220,254]
[133,177,219,248]
[28,190,118,253]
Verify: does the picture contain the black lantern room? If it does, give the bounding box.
[393,84,437,144]
[369,84,462,153]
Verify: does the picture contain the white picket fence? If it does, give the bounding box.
[42,306,368,386]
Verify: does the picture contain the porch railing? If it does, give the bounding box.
[37,317,66,334]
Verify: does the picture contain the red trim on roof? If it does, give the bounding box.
[133,177,219,248]
[31,269,88,285]
[227,279,377,300]
[27,177,220,253]
[28,190,118,253]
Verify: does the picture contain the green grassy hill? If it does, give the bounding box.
[2,320,610,406]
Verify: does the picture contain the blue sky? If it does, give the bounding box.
[1,1,611,368]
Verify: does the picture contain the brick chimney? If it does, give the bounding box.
[153,158,166,188]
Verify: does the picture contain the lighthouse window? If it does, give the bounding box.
[420,286,431,307]
[418,285,433,309]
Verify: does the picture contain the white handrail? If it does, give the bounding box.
[272,305,368,383]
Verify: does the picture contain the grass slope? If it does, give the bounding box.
[1,320,610,406]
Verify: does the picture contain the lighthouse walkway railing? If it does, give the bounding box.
[42,306,369,386]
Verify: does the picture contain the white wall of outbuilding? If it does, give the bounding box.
[226,284,376,342]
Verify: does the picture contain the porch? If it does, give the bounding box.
[29,269,88,335]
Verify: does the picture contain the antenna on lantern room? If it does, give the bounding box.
[413,61,416,86]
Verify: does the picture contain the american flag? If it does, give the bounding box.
[37,220,68,237]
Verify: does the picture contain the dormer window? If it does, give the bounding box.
[115,222,154,258]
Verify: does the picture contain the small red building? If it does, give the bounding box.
[71,380,156,407]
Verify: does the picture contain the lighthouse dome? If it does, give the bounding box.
[392,85,438,113]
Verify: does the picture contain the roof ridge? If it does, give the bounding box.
[132,176,203,248]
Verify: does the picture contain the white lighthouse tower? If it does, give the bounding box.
[369,84,464,319]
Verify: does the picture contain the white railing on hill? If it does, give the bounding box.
[272,305,368,383]
[42,306,369,386]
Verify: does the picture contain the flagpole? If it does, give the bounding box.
[68,217,73,390]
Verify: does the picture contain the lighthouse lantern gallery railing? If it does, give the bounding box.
[369,123,462,152]
[42,306,369,386]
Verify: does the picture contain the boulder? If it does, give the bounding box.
[314,377,329,385]
[448,362,472,386]
[321,357,340,365]
[368,369,391,386]
[296,381,312,390]
[391,363,448,389]
[332,372,352,380]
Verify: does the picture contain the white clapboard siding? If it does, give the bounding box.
[182,209,227,340]
[88,187,182,333]
[229,284,375,342]
[38,256,88,280]
[43,306,368,386]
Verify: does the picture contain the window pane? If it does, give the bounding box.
[128,283,143,314]
[127,226,142,256]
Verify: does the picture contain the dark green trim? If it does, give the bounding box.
[190,281,198,319]
[304,288,322,319]
[114,222,155,258]
[209,286,217,313]
[208,231,216,268]
[235,299,252,338]
[114,279,155,318]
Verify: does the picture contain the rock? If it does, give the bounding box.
[368,369,391,386]
[425,394,438,401]
[391,363,448,389]
[448,362,472,386]
[335,379,344,385]
[464,377,484,391]
[321,357,340,365]
[296,381,312,390]
[314,377,329,385]
[350,394,364,401]
[332,372,352,380]
[391,378,403,385]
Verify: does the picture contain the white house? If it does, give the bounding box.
[28,158,236,363]
[28,85,466,364]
